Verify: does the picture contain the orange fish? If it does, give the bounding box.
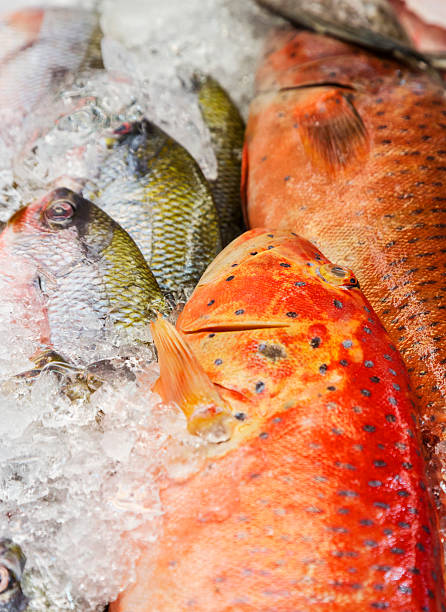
[111,229,444,611]
[242,28,446,487]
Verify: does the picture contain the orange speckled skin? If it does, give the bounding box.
[112,230,444,611]
[243,28,446,468]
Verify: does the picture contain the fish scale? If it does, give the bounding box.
[242,27,446,498]
[112,229,444,611]
[85,119,221,295]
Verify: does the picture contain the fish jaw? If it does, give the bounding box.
[113,229,444,610]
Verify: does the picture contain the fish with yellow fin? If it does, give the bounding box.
[111,229,445,611]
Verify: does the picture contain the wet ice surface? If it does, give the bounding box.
[1,334,208,611]
[0,0,281,609]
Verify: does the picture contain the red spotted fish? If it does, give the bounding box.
[111,229,445,611]
[242,24,446,507]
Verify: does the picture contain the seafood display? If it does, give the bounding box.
[0,0,446,610]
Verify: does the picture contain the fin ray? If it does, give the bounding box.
[297,89,368,172]
[151,316,234,443]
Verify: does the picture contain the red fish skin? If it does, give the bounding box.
[243,28,446,488]
[112,229,444,611]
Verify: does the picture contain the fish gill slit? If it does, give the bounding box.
[183,322,292,334]
[278,82,356,94]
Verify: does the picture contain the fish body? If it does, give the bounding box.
[243,28,446,460]
[194,74,246,246]
[0,539,27,612]
[112,229,444,611]
[0,187,166,364]
[0,7,101,142]
[85,119,221,295]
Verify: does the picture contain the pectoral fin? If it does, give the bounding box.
[296,89,368,173]
[151,316,234,443]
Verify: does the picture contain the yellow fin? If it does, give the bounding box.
[151,316,234,443]
[297,89,368,172]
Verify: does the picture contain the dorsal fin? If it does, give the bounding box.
[151,316,234,443]
[297,89,368,173]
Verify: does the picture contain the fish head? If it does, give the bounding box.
[4,187,116,271]
[108,119,168,172]
[0,539,28,612]
[179,227,360,333]
[1,187,165,359]
[154,229,373,445]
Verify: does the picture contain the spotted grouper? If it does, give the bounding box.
[111,229,445,611]
[242,26,446,502]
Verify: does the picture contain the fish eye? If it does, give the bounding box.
[43,199,75,227]
[0,565,11,593]
[318,263,358,288]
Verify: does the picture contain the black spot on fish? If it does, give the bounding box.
[255,382,265,393]
[258,343,286,361]
[226,275,234,281]
[311,337,321,348]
